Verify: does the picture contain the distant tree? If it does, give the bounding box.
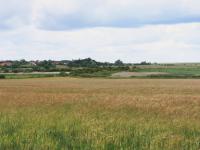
[19,59,27,65]
[37,60,56,70]
[12,61,20,68]
[59,71,68,77]
[114,60,124,66]
[0,75,5,79]
[68,58,98,68]
[140,61,151,65]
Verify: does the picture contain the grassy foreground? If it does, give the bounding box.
[0,78,200,149]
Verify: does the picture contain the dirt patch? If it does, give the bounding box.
[112,71,169,78]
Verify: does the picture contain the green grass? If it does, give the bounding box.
[1,78,200,149]
[131,74,200,79]
[132,67,200,79]
[134,67,200,75]
[4,74,58,79]
[70,70,116,78]
[1,104,200,150]
[0,104,200,150]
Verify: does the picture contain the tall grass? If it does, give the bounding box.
[0,78,200,149]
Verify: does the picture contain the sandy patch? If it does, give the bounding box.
[112,71,169,77]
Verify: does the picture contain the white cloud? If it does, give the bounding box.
[0,23,200,62]
[0,0,200,62]
[1,0,200,29]
[31,0,200,30]
[0,0,32,29]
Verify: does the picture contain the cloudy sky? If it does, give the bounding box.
[0,0,200,62]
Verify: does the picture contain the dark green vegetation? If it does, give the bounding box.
[1,59,200,79]
[0,58,129,79]
[0,74,5,79]
[133,64,200,78]
[1,78,200,149]
[0,58,125,73]
[2,74,58,79]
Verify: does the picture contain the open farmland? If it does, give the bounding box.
[0,78,200,149]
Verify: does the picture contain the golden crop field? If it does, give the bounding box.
[0,78,200,149]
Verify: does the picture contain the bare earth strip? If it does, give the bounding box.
[112,71,169,77]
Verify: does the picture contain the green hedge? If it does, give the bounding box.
[0,75,5,79]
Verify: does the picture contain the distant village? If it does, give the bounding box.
[0,60,67,67]
[0,58,152,67]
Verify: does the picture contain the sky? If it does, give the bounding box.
[0,0,200,63]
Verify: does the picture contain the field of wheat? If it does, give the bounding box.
[0,78,200,149]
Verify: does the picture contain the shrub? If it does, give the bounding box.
[59,72,68,77]
[0,75,5,79]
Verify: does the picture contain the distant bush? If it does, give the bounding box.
[68,58,99,67]
[12,69,19,73]
[140,61,151,65]
[114,60,124,66]
[59,72,68,77]
[0,75,5,79]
